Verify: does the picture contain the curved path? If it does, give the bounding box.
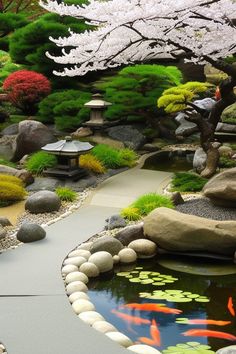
[0,167,172,354]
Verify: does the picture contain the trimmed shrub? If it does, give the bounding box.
[26,151,57,175]
[0,174,23,186]
[171,172,208,192]
[0,181,27,202]
[55,187,77,202]
[131,193,174,216]
[3,70,51,115]
[79,154,106,174]
[120,207,141,221]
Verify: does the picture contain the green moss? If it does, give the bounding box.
[219,156,236,168]
[55,187,77,202]
[26,151,57,175]
[171,172,208,192]
[221,103,236,125]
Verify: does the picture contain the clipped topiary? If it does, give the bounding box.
[55,187,77,202]
[26,151,57,175]
[0,181,27,202]
[79,154,106,174]
[120,207,141,221]
[0,174,23,186]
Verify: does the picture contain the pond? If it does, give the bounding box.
[88,256,236,353]
[142,150,194,172]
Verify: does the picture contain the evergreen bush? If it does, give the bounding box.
[171,172,208,192]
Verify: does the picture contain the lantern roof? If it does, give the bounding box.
[41,136,93,156]
[84,93,112,108]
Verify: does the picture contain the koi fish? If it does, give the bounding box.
[111,309,151,325]
[138,337,157,346]
[182,329,236,341]
[181,319,231,326]
[228,297,235,317]
[120,303,182,315]
[150,319,161,346]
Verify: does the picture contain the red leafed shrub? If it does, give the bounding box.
[3,70,51,115]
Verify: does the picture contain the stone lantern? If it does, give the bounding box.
[41,136,93,180]
[84,93,112,127]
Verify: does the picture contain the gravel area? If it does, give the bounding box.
[176,197,236,220]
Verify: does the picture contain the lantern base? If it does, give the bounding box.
[43,167,87,181]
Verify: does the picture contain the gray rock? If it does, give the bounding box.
[203,168,236,207]
[71,127,93,139]
[105,214,127,230]
[175,112,198,137]
[216,122,236,133]
[106,125,146,150]
[216,346,236,354]
[170,192,184,206]
[114,223,145,246]
[0,135,16,160]
[142,144,161,152]
[143,207,236,256]
[0,217,12,227]
[16,223,46,243]
[193,147,207,172]
[25,190,61,214]
[90,236,123,256]
[0,165,34,186]
[194,98,216,111]
[1,123,19,135]
[65,176,98,192]
[26,177,63,192]
[13,120,57,161]
[0,226,7,240]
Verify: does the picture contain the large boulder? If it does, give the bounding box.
[203,168,236,207]
[13,120,57,161]
[0,165,34,186]
[0,135,16,160]
[143,207,236,256]
[90,236,123,256]
[25,190,61,214]
[16,223,46,243]
[106,125,146,150]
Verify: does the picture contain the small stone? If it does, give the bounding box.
[0,226,7,240]
[216,346,236,354]
[16,223,46,243]
[63,256,87,267]
[68,249,91,260]
[78,311,105,325]
[89,251,114,273]
[79,262,99,277]
[0,217,12,227]
[66,281,88,295]
[128,239,157,259]
[77,242,93,251]
[90,236,123,256]
[65,271,89,284]
[127,344,162,354]
[72,299,95,314]
[118,248,137,264]
[92,321,118,334]
[170,191,185,206]
[105,332,133,348]
[69,292,89,303]
[61,264,78,275]
[113,255,120,264]
[25,190,61,214]
[105,214,127,230]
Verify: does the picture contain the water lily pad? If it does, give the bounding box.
[186,294,200,299]
[167,297,192,303]
[195,297,210,303]
[116,272,131,276]
[125,275,133,278]
[165,290,183,294]
[140,279,154,284]
[129,278,141,283]
[163,342,215,354]
[152,282,165,286]
[135,267,143,270]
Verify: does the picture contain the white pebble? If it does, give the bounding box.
[88,251,113,273]
[61,264,78,275]
[118,248,137,264]
[69,292,89,303]
[92,320,118,333]
[79,262,99,277]
[127,345,162,354]
[66,281,88,295]
[68,249,91,260]
[77,242,93,251]
[105,332,133,348]
[72,299,95,314]
[78,311,105,325]
[65,271,89,284]
[63,256,87,267]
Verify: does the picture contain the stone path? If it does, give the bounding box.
[0,167,172,354]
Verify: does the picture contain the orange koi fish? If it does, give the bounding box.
[183,319,231,326]
[228,297,235,317]
[182,329,236,341]
[120,303,182,315]
[111,309,151,325]
[150,319,161,346]
[138,337,157,346]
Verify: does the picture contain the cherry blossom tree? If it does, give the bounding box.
[40,0,236,176]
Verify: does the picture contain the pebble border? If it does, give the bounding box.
[0,343,7,353]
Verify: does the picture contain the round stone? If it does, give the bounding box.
[61,264,78,275]
[77,242,93,250]
[78,311,105,325]
[79,262,99,277]
[88,251,113,273]
[16,223,46,243]
[105,332,133,348]
[127,345,162,354]
[65,271,89,284]
[90,236,123,256]
[68,250,91,260]
[118,248,137,264]
[92,320,118,334]
[72,299,95,314]
[64,256,87,267]
[128,239,157,259]
[216,346,236,354]
[69,292,89,303]
[25,190,61,214]
[66,281,88,295]
[113,255,120,264]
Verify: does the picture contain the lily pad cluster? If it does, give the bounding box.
[139,290,210,303]
[116,268,178,285]
[163,342,216,354]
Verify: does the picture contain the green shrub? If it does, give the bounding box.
[171,172,208,192]
[79,154,106,174]
[120,207,141,221]
[0,181,27,202]
[219,156,236,168]
[91,144,137,169]
[130,193,174,216]
[55,187,77,202]
[0,174,23,186]
[26,151,57,174]
[0,158,16,168]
